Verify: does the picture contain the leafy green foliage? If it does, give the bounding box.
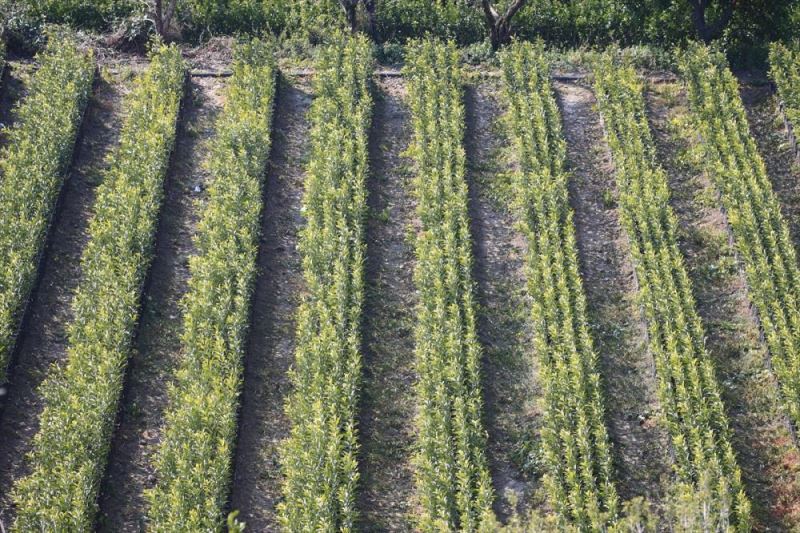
[499,41,619,530]
[5,0,139,31]
[404,39,494,532]
[278,33,372,531]
[11,43,185,531]
[374,0,483,46]
[681,42,800,463]
[770,41,800,134]
[145,39,276,532]
[593,51,751,530]
[180,0,345,40]
[0,31,94,385]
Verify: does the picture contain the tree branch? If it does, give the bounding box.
[481,0,500,23]
[501,0,528,23]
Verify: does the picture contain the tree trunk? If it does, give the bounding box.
[689,0,736,43]
[153,0,178,37]
[481,0,528,50]
[340,0,358,33]
[364,0,377,39]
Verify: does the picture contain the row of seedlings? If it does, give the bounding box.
[769,42,800,158]
[0,32,94,384]
[680,44,800,441]
[11,43,185,531]
[499,42,619,530]
[403,39,495,531]
[145,39,277,532]
[593,53,751,530]
[277,34,373,531]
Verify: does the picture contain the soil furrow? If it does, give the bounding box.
[96,76,224,532]
[463,80,540,522]
[0,72,124,527]
[741,86,800,260]
[356,77,418,532]
[554,81,671,505]
[706,83,800,529]
[229,74,311,531]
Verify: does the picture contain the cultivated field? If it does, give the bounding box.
[1,34,800,531]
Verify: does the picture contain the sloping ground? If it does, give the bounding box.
[555,80,672,505]
[228,74,311,531]
[645,80,800,530]
[357,76,418,532]
[0,70,126,528]
[0,49,799,528]
[464,79,541,521]
[97,76,224,532]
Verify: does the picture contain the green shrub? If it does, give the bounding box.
[404,39,494,531]
[146,38,276,532]
[11,42,184,532]
[278,33,372,531]
[594,50,750,530]
[500,41,619,530]
[0,31,94,385]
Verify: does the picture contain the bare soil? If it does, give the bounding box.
[0,71,125,528]
[463,80,541,522]
[355,77,418,532]
[96,76,225,532]
[647,81,800,531]
[554,81,672,505]
[741,86,800,258]
[228,74,311,531]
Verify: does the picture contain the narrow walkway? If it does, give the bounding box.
[556,81,671,504]
[229,75,311,531]
[97,76,224,532]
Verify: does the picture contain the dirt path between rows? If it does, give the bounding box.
[355,77,418,532]
[228,74,311,531]
[96,76,224,532]
[719,84,800,529]
[0,72,125,528]
[742,86,800,262]
[464,80,540,522]
[554,81,672,505]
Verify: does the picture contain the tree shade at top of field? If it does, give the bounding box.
[499,41,619,530]
[0,31,94,386]
[769,42,800,134]
[145,39,276,533]
[403,39,494,532]
[680,43,800,447]
[9,0,798,68]
[593,52,751,531]
[278,33,372,531]
[11,43,185,531]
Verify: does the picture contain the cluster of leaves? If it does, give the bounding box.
[680,43,800,452]
[145,39,276,532]
[403,39,494,532]
[769,41,800,134]
[11,43,185,531]
[0,31,94,385]
[593,51,751,530]
[278,33,372,531]
[499,41,619,530]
